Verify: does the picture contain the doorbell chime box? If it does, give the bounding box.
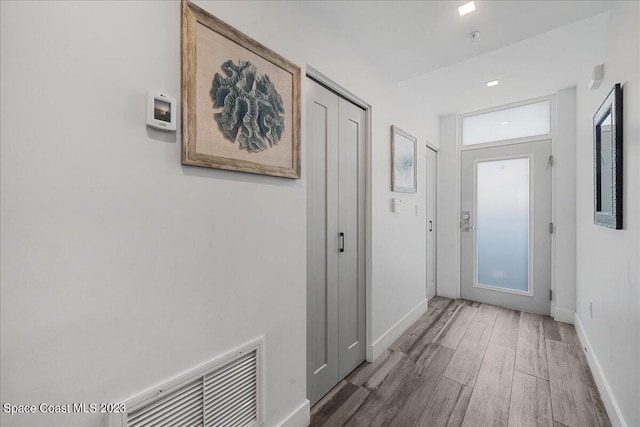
[147,91,177,131]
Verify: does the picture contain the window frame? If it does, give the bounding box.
[459,95,555,152]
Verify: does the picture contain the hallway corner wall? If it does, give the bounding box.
[574,3,640,426]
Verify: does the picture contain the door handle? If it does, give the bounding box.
[339,232,345,253]
[461,210,476,232]
[429,220,433,232]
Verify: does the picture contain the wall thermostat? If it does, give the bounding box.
[147,91,177,131]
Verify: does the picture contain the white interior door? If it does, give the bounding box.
[337,96,366,380]
[307,79,366,405]
[426,147,437,301]
[460,141,552,315]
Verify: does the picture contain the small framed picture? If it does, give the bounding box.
[391,126,417,192]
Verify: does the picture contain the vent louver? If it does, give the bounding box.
[125,340,262,427]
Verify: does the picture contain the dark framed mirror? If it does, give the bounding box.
[593,83,623,229]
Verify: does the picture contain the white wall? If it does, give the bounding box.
[370,83,440,350]
[0,1,439,426]
[574,3,640,426]
[0,2,307,426]
[553,87,577,322]
[436,115,460,299]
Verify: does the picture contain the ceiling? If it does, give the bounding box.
[212,0,617,115]
[403,10,610,115]
[301,1,614,82]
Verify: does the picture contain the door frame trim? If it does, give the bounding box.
[306,65,373,362]
[456,95,556,315]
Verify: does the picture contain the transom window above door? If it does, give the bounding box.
[462,100,551,146]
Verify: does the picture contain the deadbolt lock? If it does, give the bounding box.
[461,210,475,232]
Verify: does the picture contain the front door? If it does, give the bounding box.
[460,141,552,314]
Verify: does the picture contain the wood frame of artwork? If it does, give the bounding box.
[181,1,301,178]
[391,125,417,193]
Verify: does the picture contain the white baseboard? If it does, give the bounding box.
[574,313,627,427]
[553,306,575,324]
[368,299,427,361]
[276,399,310,427]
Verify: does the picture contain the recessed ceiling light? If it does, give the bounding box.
[500,121,509,125]
[486,80,499,87]
[458,1,476,17]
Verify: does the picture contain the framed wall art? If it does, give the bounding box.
[181,1,301,178]
[391,125,417,192]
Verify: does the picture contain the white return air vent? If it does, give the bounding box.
[122,338,264,427]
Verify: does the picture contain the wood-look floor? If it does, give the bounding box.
[310,297,611,427]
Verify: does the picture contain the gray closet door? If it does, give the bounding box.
[337,97,366,379]
[426,147,437,301]
[307,80,366,405]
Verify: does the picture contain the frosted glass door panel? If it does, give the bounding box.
[476,158,530,292]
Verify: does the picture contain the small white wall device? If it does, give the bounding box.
[147,91,177,131]
[588,64,604,90]
[392,198,403,213]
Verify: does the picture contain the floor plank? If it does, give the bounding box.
[574,341,610,426]
[437,303,479,350]
[320,386,369,427]
[357,350,403,389]
[417,376,473,427]
[429,296,453,311]
[557,322,581,348]
[345,349,393,386]
[543,316,562,342]
[543,318,581,348]
[310,298,612,427]
[521,311,546,323]
[443,321,492,386]
[546,339,611,427]
[515,317,549,379]
[474,303,500,326]
[310,380,359,426]
[382,344,456,427]
[390,304,443,354]
[344,352,415,425]
[490,307,521,350]
[404,299,464,360]
[461,343,515,427]
[508,370,553,427]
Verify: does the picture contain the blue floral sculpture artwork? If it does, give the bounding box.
[210,60,285,153]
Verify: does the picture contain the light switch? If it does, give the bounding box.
[392,198,403,213]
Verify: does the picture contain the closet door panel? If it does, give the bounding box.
[337,98,366,378]
[307,82,340,405]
